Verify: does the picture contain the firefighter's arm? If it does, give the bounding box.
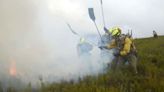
[120,38,132,56]
[107,40,116,49]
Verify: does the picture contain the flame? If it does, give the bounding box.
[9,59,17,76]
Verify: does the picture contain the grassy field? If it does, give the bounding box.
[3,36,164,92]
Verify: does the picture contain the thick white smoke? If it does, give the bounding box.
[0,0,114,87]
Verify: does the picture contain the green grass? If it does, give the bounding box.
[38,36,164,92]
[4,36,164,92]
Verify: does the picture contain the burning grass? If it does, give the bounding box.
[1,36,164,92]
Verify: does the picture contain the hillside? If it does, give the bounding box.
[2,36,164,92]
[39,36,164,92]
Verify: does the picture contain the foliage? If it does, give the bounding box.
[40,36,164,92]
[4,36,164,92]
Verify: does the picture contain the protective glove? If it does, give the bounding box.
[114,53,120,57]
[113,50,120,57]
[99,46,107,50]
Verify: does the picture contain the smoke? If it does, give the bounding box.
[0,0,114,88]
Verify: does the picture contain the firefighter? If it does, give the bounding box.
[100,27,138,74]
[77,37,93,57]
[153,30,158,38]
[98,27,113,68]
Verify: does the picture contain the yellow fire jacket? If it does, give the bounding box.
[107,37,132,56]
